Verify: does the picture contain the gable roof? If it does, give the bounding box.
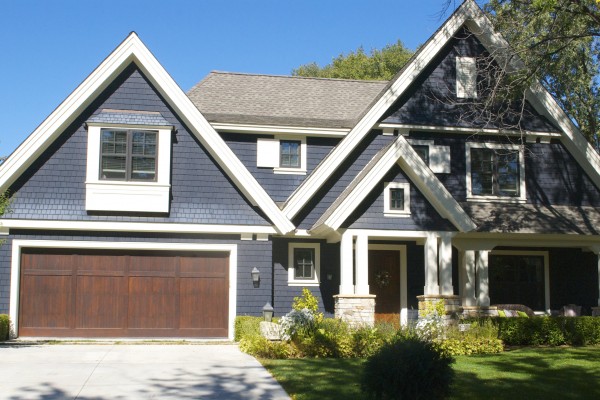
[188,72,387,129]
[0,33,295,234]
[282,0,600,221]
[311,134,476,234]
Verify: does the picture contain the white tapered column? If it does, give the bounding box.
[355,234,369,295]
[460,250,477,307]
[424,233,440,295]
[339,231,354,295]
[476,250,490,306]
[439,234,453,295]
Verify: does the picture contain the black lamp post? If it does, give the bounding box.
[262,302,274,322]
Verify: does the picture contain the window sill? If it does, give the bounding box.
[86,182,170,213]
[466,196,526,204]
[274,167,307,175]
[384,212,411,218]
[287,281,320,287]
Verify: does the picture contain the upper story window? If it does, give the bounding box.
[280,140,301,168]
[384,182,411,217]
[288,242,320,286]
[456,57,477,99]
[412,145,430,164]
[407,139,450,173]
[85,110,173,213]
[100,129,157,181]
[257,136,307,175]
[466,142,526,202]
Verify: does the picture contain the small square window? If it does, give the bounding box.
[384,182,410,217]
[288,243,320,286]
[280,140,301,168]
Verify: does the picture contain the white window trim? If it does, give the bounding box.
[489,250,550,313]
[384,182,411,217]
[288,242,320,286]
[85,124,172,212]
[456,56,477,99]
[9,240,238,340]
[465,142,526,203]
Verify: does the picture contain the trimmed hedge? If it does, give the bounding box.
[497,316,600,346]
[0,314,9,341]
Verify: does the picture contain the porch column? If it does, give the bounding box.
[460,250,477,307]
[424,233,440,295]
[439,234,453,295]
[355,234,370,295]
[476,250,490,307]
[339,231,354,295]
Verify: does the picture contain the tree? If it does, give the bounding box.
[292,40,414,81]
[0,156,10,218]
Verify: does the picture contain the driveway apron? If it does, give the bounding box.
[0,343,290,400]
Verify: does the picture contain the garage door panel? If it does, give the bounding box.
[20,275,72,329]
[76,254,127,275]
[128,277,177,329]
[76,276,127,329]
[179,278,228,329]
[129,254,176,276]
[180,254,228,278]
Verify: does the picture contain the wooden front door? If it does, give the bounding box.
[19,248,229,338]
[368,250,401,326]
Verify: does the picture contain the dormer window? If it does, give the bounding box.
[456,57,477,99]
[85,110,173,213]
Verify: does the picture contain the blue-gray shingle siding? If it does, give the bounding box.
[221,133,339,203]
[6,64,270,226]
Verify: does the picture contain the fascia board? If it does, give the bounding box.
[126,39,295,234]
[282,2,473,220]
[324,135,475,232]
[0,33,294,235]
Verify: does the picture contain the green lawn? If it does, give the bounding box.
[261,347,600,400]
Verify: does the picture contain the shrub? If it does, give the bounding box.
[0,314,9,341]
[292,288,323,323]
[362,337,454,400]
[239,335,296,359]
[279,308,316,340]
[234,316,262,341]
[438,320,503,356]
[497,317,600,346]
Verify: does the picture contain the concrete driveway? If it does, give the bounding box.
[0,343,290,400]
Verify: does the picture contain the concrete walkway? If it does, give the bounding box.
[0,343,290,399]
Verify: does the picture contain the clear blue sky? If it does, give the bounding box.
[0,0,465,157]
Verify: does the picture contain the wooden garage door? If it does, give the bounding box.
[18,249,229,338]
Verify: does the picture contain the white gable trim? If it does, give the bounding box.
[282,1,477,220]
[317,135,476,233]
[0,33,294,234]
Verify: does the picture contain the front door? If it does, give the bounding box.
[368,250,400,326]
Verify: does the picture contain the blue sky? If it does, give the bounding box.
[0,0,463,156]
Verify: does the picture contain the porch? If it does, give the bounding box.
[333,230,600,326]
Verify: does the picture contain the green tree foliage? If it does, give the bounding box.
[0,156,10,218]
[292,40,413,81]
[483,0,599,145]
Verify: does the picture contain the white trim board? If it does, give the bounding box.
[0,33,294,234]
[9,240,238,340]
[212,123,348,137]
[0,219,277,235]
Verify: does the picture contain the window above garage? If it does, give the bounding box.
[85,110,173,213]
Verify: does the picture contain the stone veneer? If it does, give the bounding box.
[334,295,376,326]
[417,295,461,323]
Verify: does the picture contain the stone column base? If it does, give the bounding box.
[417,295,461,324]
[462,306,498,317]
[334,294,376,327]
[592,307,600,317]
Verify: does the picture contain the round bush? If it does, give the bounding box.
[361,337,455,400]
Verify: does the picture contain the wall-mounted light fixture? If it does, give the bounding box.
[251,267,260,288]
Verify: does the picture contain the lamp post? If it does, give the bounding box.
[262,302,274,322]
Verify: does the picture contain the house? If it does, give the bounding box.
[1,0,599,340]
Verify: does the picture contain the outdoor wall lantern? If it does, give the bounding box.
[262,302,274,322]
[251,267,260,288]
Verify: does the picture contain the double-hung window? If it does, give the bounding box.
[384,182,411,217]
[466,143,525,201]
[280,140,301,168]
[288,243,320,286]
[100,129,157,181]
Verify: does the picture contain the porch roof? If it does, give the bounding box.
[463,203,600,235]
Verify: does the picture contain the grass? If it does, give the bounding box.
[261,347,600,400]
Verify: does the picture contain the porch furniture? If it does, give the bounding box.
[492,304,535,317]
[560,304,582,317]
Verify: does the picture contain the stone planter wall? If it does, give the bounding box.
[416,295,461,324]
[334,295,375,327]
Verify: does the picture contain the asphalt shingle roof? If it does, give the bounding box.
[187,72,388,129]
